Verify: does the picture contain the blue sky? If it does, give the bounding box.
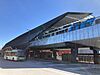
[0,0,100,48]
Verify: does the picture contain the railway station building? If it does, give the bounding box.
[2,12,100,64]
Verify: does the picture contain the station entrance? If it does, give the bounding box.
[27,48,100,64]
[53,48,100,64]
[28,49,52,60]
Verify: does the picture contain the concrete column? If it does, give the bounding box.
[93,50,99,64]
[52,50,57,60]
[33,50,35,58]
[71,47,78,63]
[90,47,99,64]
[25,50,29,60]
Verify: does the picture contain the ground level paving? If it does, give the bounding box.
[0,57,100,75]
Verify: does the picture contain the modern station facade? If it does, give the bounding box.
[2,12,100,64]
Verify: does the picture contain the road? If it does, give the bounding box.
[0,57,100,75]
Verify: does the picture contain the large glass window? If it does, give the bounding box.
[68,25,74,32]
[84,18,94,27]
[85,22,91,27]
[51,33,54,36]
[65,28,68,32]
[56,30,65,35]
[80,22,86,28]
[75,22,81,30]
[85,18,95,27]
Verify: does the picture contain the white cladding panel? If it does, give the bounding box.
[78,48,93,54]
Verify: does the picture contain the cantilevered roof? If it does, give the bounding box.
[47,12,92,30]
[67,12,92,19]
[3,12,92,50]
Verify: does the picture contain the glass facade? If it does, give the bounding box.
[37,17,95,40]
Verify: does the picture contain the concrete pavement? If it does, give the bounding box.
[0,57,100,75]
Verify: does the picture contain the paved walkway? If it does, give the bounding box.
[0,57,100,75]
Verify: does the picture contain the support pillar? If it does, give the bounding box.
[90,47,99,64]
[93,50,99,64]
[33,50,35,58]
[52,50,57,60]
[71,47,78,63]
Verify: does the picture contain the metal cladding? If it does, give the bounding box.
[2,12,92,50]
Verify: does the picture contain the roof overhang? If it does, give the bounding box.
[47,12,92,30]
[65,12,92,23]
[3,12,93,50]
